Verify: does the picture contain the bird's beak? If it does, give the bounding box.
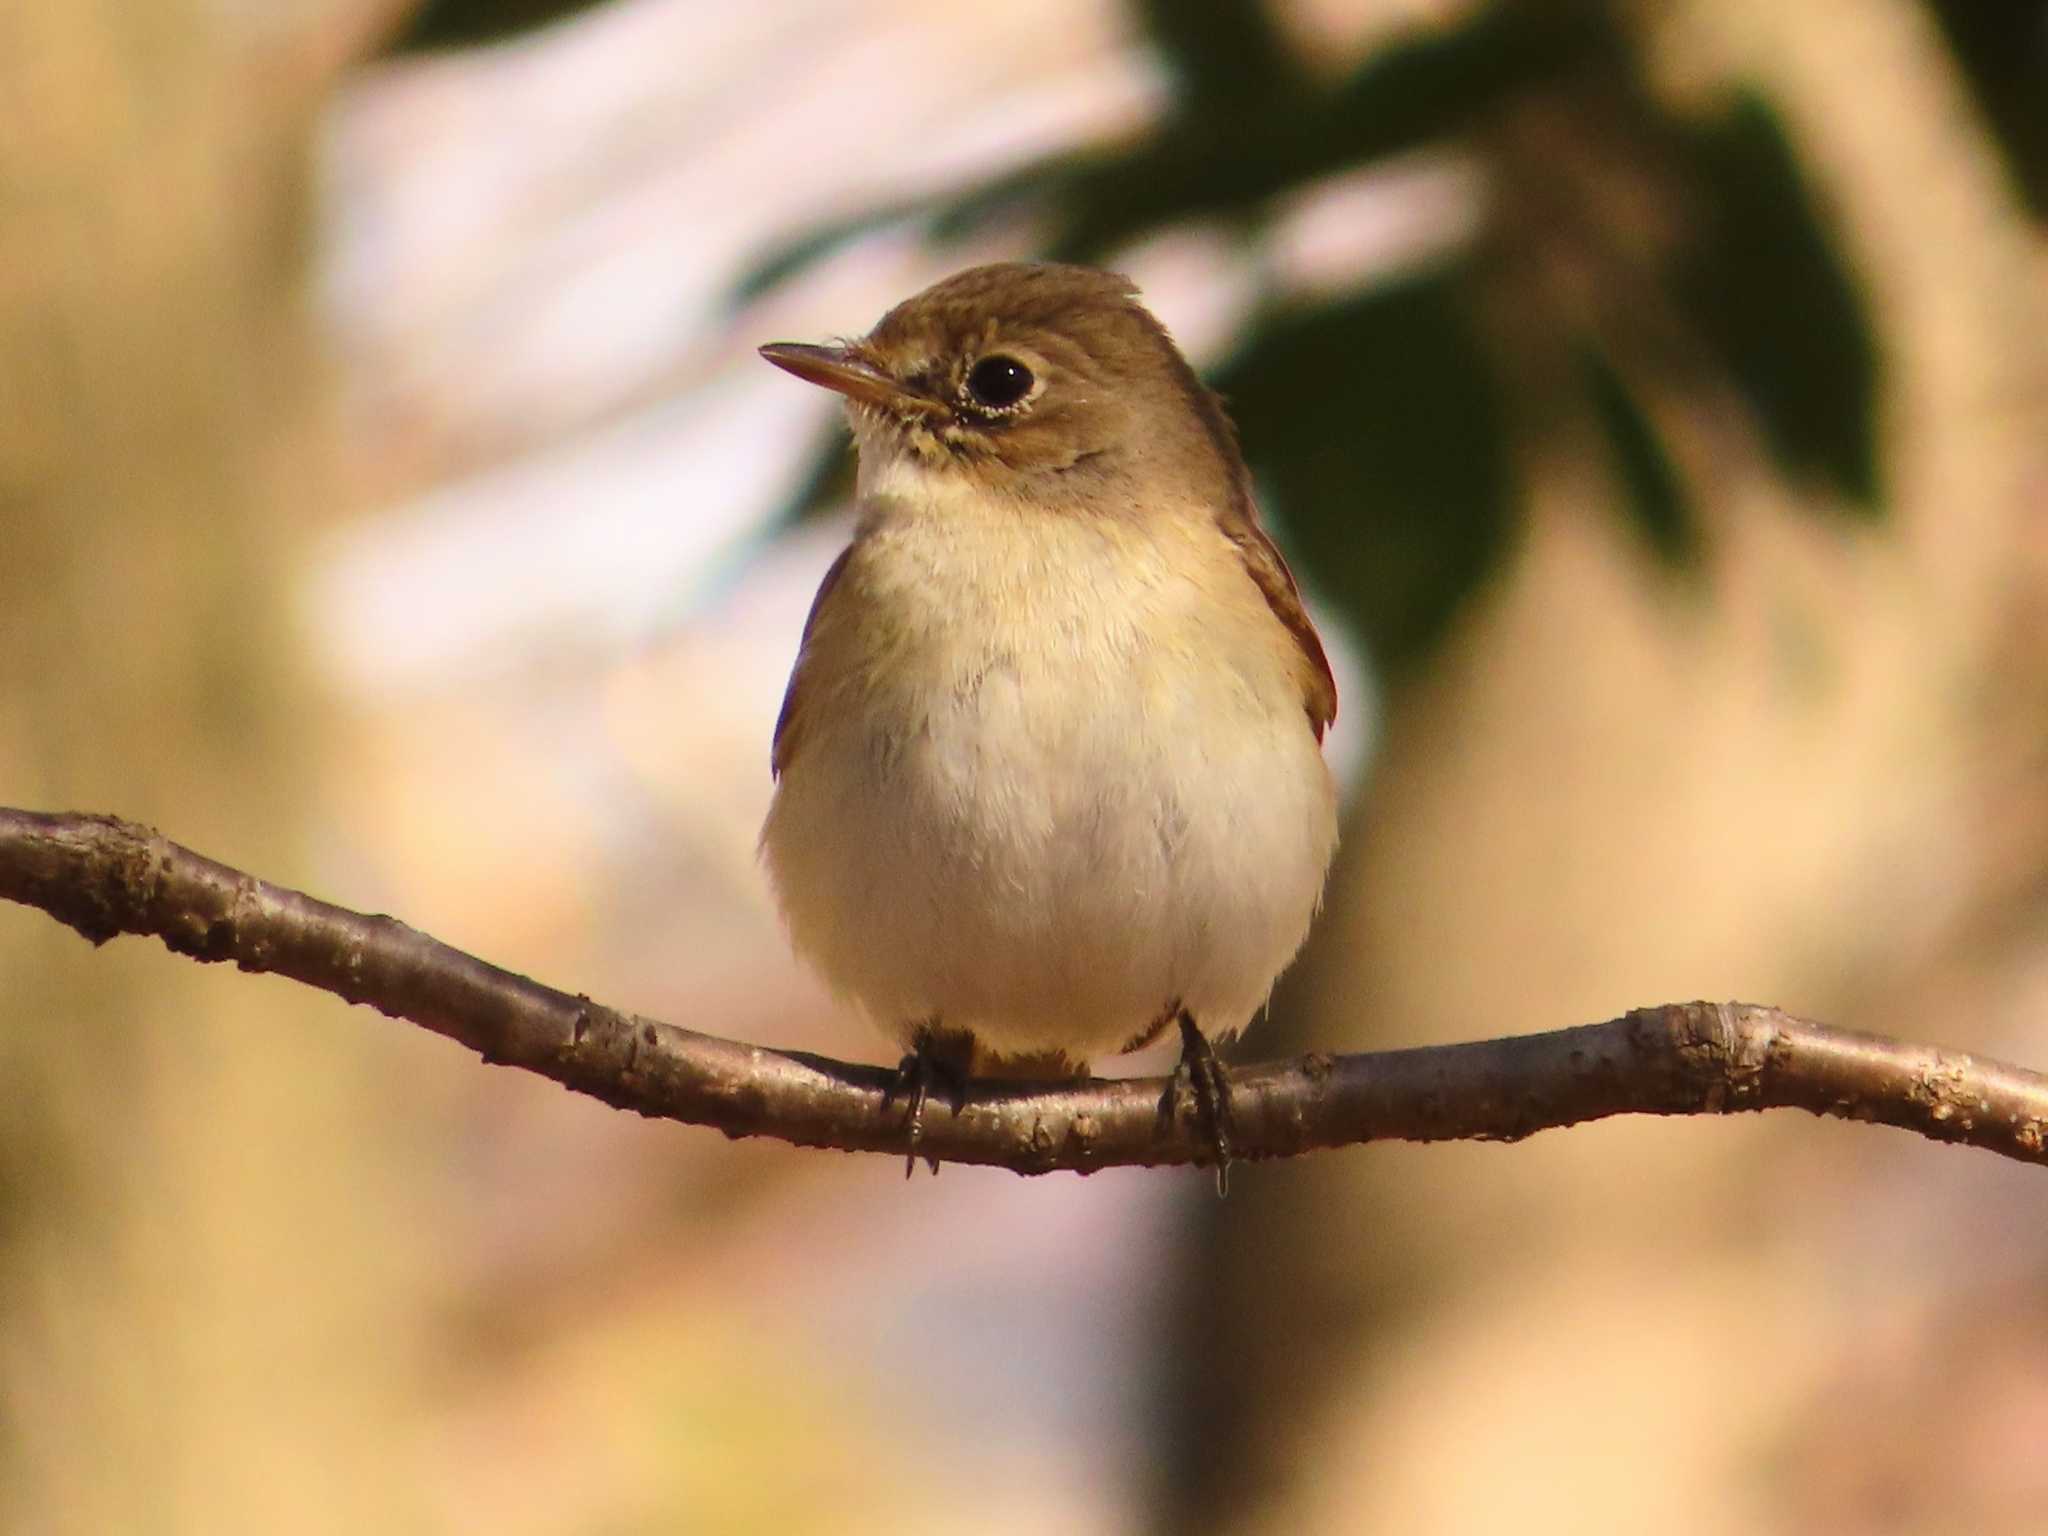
[758,342,931,413]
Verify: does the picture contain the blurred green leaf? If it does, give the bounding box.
[1215,271,1514,674]
[1579,344,1700,567]
[732,202,928,306]
[1049,4,1615,260]
[729,161,1087,309]
[381,0,611,53]
[779,425,857,527]
[1133,0,1307,113]
[927,156,1087,241]
[1322,3,1612,166]
[1674,91,1882,509]
[1917,0,2048,219]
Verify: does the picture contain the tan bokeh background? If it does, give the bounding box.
[2,1,2043,1532]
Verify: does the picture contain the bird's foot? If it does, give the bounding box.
[884,1025,973,1177]
[1169,1012,1236,1196]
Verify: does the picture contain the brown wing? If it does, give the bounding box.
[1222,515,1337,741]
[770,543,853,780]
[1143,334,1337,744]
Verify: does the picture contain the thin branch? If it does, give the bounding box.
[2,807,2045,1174]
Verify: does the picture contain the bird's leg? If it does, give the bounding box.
[884,1023,973,1177]
[1171,1011,1236,1196]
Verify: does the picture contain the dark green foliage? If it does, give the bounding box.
[1035,8,1598,260]
[1672,93,1882,509]
[1917,0,2048,218]
[1132,0,1309,113]
[1319,5,1615,167]
[382,0,613,53]
[1579,344,1700,567]
[734,202,932,305]
[1214,273,1514,673]
[778,429,857,531]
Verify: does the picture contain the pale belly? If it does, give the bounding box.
[760,507,1338,1067]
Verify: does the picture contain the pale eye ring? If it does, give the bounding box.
[963,354,1035,412]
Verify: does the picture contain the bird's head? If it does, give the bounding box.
[760,262,1246,513]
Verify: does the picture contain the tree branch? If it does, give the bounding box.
[3,807,2045,1174]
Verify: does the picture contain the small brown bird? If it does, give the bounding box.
[758,262,1338,1180]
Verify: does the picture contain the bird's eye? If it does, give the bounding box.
[964,355,1035,412]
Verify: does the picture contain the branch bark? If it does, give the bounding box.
[3,806,2044,1174]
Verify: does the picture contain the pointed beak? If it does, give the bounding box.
[758,342,928,412]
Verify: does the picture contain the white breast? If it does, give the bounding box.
[760,463,1337,1066]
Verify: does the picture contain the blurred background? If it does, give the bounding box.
[2,0,2045,1529]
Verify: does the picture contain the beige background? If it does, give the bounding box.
[2,1,2043,1530]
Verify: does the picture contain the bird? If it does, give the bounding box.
[757,261,1338,1184]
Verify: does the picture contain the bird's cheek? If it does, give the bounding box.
[1012,412,1114,474]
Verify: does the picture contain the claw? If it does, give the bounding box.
[883,1025,971,1176]
[1171,1012,1236,1196]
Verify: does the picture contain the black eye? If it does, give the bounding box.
[964,354,1034,411]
